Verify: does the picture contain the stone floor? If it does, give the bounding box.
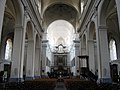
[54,82,66,90]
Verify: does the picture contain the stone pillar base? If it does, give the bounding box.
[9,78,24,82]
[97,78,112,84]
[34,76,41,79]
[25,77,34,80]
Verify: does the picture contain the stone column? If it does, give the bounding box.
[10,25,25,82]
[78,39,82,75]
[73,40,80,76]
[96,26,112,83]
[34,47,40,78]
[115,0,120,31]
[81,47,87,67]
[0,38,6,71]
[39,37,42,77]
[88,40,95,74]
[41,40,48,77]
[0,0,6,43]
[25,39,35,80]
[0,39,6,61]
[51,54,54,66]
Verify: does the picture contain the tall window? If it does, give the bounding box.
[81,1,84,13]
[5,39,12,61]
[109,39,117,60]
[38,0,41,14]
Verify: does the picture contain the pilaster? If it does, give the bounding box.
[0,0,6,43]
[88,40,95,74]
[115,0,120,31]
[25,39,35,80]
[73,40,80,75]
[34,47,41,78]
[96,26,112,83]
[10,25,24,82]
[41,40,48,77]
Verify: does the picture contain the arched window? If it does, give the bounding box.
[109,39,117,60]
[81,1,84,13]
[5,39,12,61]
[38,0,41,14]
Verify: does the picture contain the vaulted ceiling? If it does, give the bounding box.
[41,0,81,30]
[40,0,81,52]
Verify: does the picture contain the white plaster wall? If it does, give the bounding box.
[71,66,76,76]
[45,43,53,75]
[0,64,4,71]
[69,46,75,75]
[46,44,52,62]
[45,66,50,76]
[69,46,75,62]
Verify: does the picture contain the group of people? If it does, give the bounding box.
[47,71,73,78]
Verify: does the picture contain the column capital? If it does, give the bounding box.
[88,39,95,42]
[98,25,108,30]
[42,40,48,43]
[73,40,80,43]
[28,39,34,42]
[15,25,24,30]
[35,47,40,49]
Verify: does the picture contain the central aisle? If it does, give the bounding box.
[54,82,66,90]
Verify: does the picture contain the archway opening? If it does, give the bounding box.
[88,22,98,74]
[23,21,34,80]
[47,20,75,53]
[0,0,15,82]
[46,20,75,77]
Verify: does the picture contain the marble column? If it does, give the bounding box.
[25,39,35,80]
[96,26,112,83]
[0,0,6,43]
[10,25,25,82]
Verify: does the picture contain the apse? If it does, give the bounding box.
[47,20,75,52]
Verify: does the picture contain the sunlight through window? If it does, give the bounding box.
[5,39,12,61]
[109,39,117,60]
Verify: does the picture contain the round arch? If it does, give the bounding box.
[23,20,34,80]
[43,3,78,29]
[88,21,98,74]
[47,20,75,51]
[42,1,79,17]
[26,21,34,40]
[98,0,108,25]
[12,0,24,26]
[89,21,96,40]
[0,0,24,82]
[98,0,117,26]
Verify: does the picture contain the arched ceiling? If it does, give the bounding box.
[41,0,80,30]
[41,0,80,15]
[47,20,75,51]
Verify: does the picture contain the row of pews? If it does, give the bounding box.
[64,78,120,90]
[0,77,120,90]
[0,78,57,90]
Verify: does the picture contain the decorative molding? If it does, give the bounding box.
[98,25,108,30]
